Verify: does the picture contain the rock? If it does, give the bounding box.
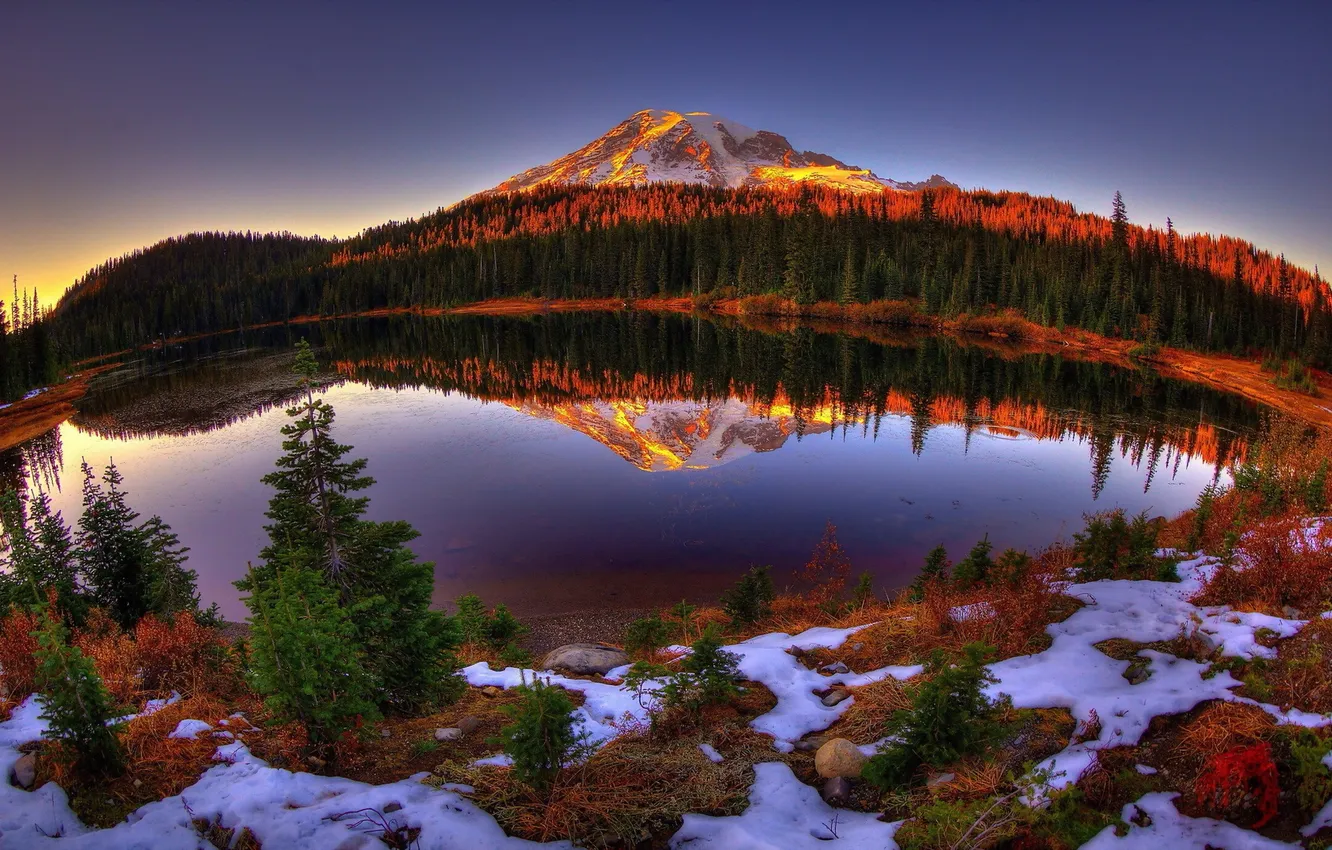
[481,686,502,698]
[540,643,629,675]
[1283,606,1305,620]
[821,776,852,806]
[820,661,849,675]
[1123,662,1151,686]
[11,753,35,789]
[306,755,326,770]
[794,736,827,753]
[457,715,483,736]
[850,642,864,652]
[383,801,402,813]
[815,738,867,779]
[133,778,142,788]
[821,689,851,707]
[926,772,956,790]
[434,727,463,742]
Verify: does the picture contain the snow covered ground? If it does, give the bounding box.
[3,549,1331,848]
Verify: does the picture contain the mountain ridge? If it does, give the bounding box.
[490,109,957,195]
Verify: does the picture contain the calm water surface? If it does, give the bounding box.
[7,314,1258,619]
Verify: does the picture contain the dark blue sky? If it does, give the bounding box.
[3,0,1328,297]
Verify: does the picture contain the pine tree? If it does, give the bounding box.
[244,562,378,747]
[33,606,125,776]
[0,490,84,620]
[952,536,995,589]
[241,341,463,714]
[908,545,950,602]
[839,243,861,305]
[78,461,153,630]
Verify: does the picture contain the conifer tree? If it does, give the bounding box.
[908,544,950,602]
[78,462,153,630]
[244,562,378,746]
[952,535,995,589]
[33,606,125,776]
[0,490,84,620]
[242,341,463,714]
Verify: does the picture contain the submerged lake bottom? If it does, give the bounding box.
[7,312,1257,621]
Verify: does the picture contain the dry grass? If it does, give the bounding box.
[1175,702,1277,760]
[1193,514,1332,613]
[436,720,793,848]
[830,677,912,744]
[1262,618,1332,715]
[38,693,234,827]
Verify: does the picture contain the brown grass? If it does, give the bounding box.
[1193,514,1332,613]
[1262,618,1332,715]
[38,693,232,827]
[830,678,912,744]
[1175,702,1277,760]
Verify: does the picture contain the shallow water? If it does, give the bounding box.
[7,313,1257,619]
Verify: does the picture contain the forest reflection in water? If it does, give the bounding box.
[7,312,1259,619]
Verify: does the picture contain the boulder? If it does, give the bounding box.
[815,738,867,779]
[821,689,851,707]
[481,686,502,698]
[434,727,462,742]
[820,661,849,675]
[821,776,852,806]
[11,753,35,789]
[540,643,629,675]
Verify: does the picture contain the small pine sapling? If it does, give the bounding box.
[720,565,775,627]
[670,600,698,643]
[494,677,589,790]
[908,545,950,602]
[679,626,741,709]
[863,642,1001,791]
[851,571,875,608]
[622,614,671,655]
[32,606,126,776]
[952,536,994,589]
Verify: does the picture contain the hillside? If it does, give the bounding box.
[53,182,1331,369]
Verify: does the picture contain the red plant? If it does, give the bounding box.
[135,613,230,697]
[0,606,40,702]
[73,608,141,705]
[1194,741,1279,828]
[800,521,851,605]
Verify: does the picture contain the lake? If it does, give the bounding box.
[5,312,1257,621]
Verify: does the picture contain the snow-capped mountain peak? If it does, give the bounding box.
[491,109,953,195]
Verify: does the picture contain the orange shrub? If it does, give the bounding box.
[1193,742,1279,828]
[73,609,141,706]
[135,613,232,697]
[0,606,40,702]
[1194,515,1332,612]
[798,521,850,606]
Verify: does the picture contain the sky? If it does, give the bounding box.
[2,0,1329,302]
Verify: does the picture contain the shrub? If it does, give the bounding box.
[1195,516,1332,612]
[908,545,950,602]
[72,608,141,706]
[494,677,589,790]
[1193,741,1279,828]
[953,536,994,589]
[799,522,852,606]
[135,612,231,696]
[0,605,40,702]
[1284,729,1332,816]
[33,607,126,777]
[851,571,875,608]
[498,642,533,669]
[624,627,741,719]
[669,600,698,643]
[864,643,1001,791]
[455,594,529,650]
[1071,510,1170,581]
[622,615,671,655]
[990,549,1033,589]
[720,565,775,627]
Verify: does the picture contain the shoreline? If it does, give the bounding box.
[17,296,1332,454]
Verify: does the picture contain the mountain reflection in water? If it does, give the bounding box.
[7,312,1258,620]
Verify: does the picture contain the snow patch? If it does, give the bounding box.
[1083,792,1297,848]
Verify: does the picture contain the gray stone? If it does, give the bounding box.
[820,661,849,675]
[380,728,392,739]
[821,689,851,707]
[434,727,463,742]
[11,753,35,789]
[383,801,402,814]
[1123,662,1151,686]
[926,772,956,790]
[540,643,629,676]
[793,736,826,753]
[1283,606,1305,620]
[821,776,852,806]
[850,642,864,652]
[457,715,483,736]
